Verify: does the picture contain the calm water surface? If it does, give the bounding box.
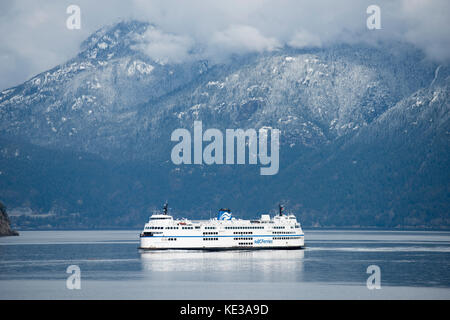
[0,229,449,299]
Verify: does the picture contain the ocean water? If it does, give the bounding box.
[0,229,449,299]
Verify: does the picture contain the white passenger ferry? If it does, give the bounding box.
[139,204,304,250]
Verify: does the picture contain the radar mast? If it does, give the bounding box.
[279,204,284,216]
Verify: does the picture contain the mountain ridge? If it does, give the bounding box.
[0,20,448,229]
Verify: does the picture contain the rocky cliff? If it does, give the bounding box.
[0,202,19,236]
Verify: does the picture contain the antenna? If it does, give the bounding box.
[279,203,284,216]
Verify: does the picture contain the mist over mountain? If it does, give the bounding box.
[0,21,448,229]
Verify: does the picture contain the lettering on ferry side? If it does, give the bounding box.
[254,239,273,244]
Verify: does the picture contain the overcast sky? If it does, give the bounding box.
[0,0,449,91]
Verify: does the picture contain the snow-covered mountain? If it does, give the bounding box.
[0,21,448,228]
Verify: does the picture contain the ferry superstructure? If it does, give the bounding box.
[139,204,304,250]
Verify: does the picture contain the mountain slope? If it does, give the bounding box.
[279,66,450,227]
[0,21,448,229]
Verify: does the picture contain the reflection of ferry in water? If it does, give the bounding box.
[139,203,304,250]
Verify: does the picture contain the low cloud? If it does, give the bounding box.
[288,30,323,49]
[133,27,194,64]
[400,0,450,62]
[208,25,280,58]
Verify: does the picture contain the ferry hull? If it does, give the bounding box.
[139,235,305,250]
